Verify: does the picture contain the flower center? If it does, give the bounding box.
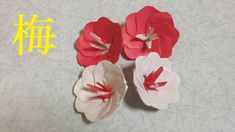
[143,66,167,91]
[89,32,111,54]
[136,27,158,49]
[86,79,114,102]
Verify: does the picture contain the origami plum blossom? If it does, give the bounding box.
[73,6,181,122]
[75,17,123,67]
[73,60,128,122]
[122,6,179,59]
[133,52,180,109]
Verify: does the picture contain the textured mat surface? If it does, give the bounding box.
[0,0,234,132]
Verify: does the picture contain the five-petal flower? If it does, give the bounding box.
[133,52,180,109]
[122,6,179,59]
[75,17,123,67]
[73,60,128,122]
[74,6,181,121]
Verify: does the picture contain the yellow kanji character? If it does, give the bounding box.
[12,14,57,56]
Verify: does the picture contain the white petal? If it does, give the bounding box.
[101,60,125,81]
[74,79,110,120]
[136,69,180,109]
[133,69,145,90]
[93,62,106,85]
[82,65,96,87]
[74,98,105,113]
[135,55,146,72]
[74,79,97,102]
[135,55,146,88]
[74,60,128,122]
[100,60,127,115]
[134,53,180,110]
[156,68,180,103]
[85,101,110,122]
[93,60,124,87]
[103,91,121,118]
[103,69,127,96]
[141,52,171,76]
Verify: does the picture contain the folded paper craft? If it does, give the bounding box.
[133,52,180,109]
[75,17,123,67]
[73,60,128,122]
[122,6,179,59]
[74,6,181,122]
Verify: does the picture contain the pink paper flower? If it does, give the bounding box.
[75,17,123,67]
[122,6,179,59]
[133,52,180,109]
[73,60,127,122]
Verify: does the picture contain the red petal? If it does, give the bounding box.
[107,24,123,64]
[75,34,103,56]
[76,17,122,66]
[93,17,114,44]
[122,26,145,49]
[83,22,96,42]
[147,12,174,27]
[151,36,173,58]
[136,6,159,34]
[77,52,108,66]
[156,23,179,46]
[125,13,138,37]
[124,45,149,60]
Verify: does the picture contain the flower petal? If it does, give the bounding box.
[76,34,102,57]
[83,22,96,42]
[74,60,128,122]
[74,78,98,103]
[76,17,122,67]
[103,91,121,118]
[77,52,108,67]
[147,12,174,27]
[134,55,146,88]
[107,24,123,63]
[93,17,115,43]
[84,100,110,122]
[93,61,106,85]
[101,60,125,80]
[122,27,145,49]
[136,68,179,109]
[125,13,138,37]
[150,36,173,58]
[124,45,149,60]
[74,98,106,113]
[141,52,171,76]
[136,6,159,34]
[155,23,179,46]
[134,53,180,109]
[100,61,127,96]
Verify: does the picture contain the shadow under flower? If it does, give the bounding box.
[122,64,158,112]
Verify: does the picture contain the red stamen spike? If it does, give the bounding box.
[143,66,167,91]
[86,81,113,102]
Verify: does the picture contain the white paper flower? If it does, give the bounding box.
[73,60,128,122]
[133,52,180,109]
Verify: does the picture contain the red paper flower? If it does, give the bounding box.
[122,6,179,59]
[75,17,123,66]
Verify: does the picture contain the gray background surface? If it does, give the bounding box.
[0,0,235,132]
